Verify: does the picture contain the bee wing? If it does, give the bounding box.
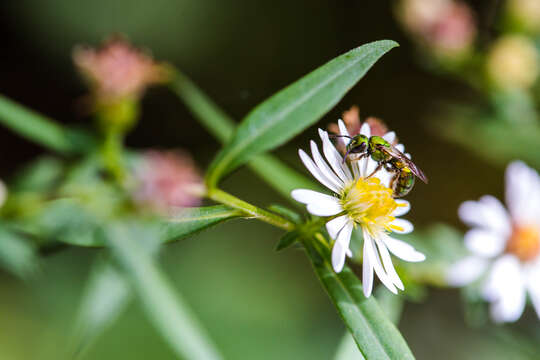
[377,144,428,183]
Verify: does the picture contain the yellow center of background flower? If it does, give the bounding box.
[506,224,540,262]
[340,177,404,233]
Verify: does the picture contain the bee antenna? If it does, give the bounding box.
[342,148,352,164]
[329,134,352,139]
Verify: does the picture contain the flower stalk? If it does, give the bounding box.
[207,188,295,231]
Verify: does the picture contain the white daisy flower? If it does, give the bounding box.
[447,161,540,323]
[291,121,425,297]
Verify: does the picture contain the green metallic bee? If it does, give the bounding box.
[333,134,428,198]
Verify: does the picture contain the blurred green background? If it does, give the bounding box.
[0,1,538,359]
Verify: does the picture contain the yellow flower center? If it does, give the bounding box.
[506,224,540,262]
[340,177,404,233]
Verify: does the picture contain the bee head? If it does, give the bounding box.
[347,135,369,154]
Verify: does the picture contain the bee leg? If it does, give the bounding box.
[365,163,383,179]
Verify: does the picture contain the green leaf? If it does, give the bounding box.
[168,71,323,199]
[275,231,299,251]
[0,95,84,154]
[333,332,366,360]
[72,224,164,358]
[72,259,131,358]
[169,71,235,143]
[206,40,398,187]
[304,236,415,360]
[0,224,38,278]
[105,222,223,360]
[12,156,63,192]
[267,204,302,224]
[23,199,104,247]
[248,154,323,197]
[161,205,242,243]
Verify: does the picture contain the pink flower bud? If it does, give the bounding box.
[133,150,203,213]
[398,0,476,59]
[73,37,168,103]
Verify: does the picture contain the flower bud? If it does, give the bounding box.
[133,150,203,214]
[397,0,476,60]
[73,37,168,103]
[486,35,539,90]
[328,106,361,136]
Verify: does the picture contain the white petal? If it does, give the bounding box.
[326,215,350,239]
[360,122,371,137]
[374,168,393,188]
[464,229,506,258]
[299,149,340,193]
[392,200,411,217]
[364,157,378,178]
[390,218,414,234]
[446,256,488,286]
[338,119,350,137]
[307,202,342,217]
[505,161,540,225]
[363,238,374,297]
[483,255,526,323]
[291,189,339,205]
[395,144,405,153]
[310,141,344,189]
[332,222,353,273]
[319,129,353,182]
[383,236,426,262]
[351,159,360,179]
[526,263,540,320]
[373,235,404,290]
[458,196,511,236]
[382,131,396,144]
[363,229,397,294]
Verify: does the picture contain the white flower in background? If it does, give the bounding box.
[447,161,540,323]
[0,179,6,208]
[292,122,425,297]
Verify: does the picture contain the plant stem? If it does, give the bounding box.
[207,188,295,231]
[102,130,125,182]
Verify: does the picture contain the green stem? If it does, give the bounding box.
[207,188,295,231]
[102,130,125,182]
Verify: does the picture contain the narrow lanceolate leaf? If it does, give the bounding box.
[161,205,242,243]
[72,260,131,358]
[0,225,38,278]
[168,71,322,198]
[206,40,398,187]
[275,231,299,251]
[169,71,234,143]
[106,223,223,360]
[72,227,164,358]
[334,332,366,360]
[305,236,415,360]
[0,95,77,153]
